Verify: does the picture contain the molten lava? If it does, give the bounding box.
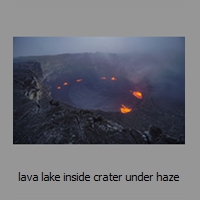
[120,104,132,114]
[101,76,106,80]
[133,91,143,99]
[111,77,117,81]
[63,82,68,86]
[57,86,61,90]
[76,79,82,82]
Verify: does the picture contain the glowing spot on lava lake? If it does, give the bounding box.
[133,91,143,99]
[101,76,106,80]
[57,86,61,90]
[76,79,82,82]
[111,77,117,81]
[120,104,132,114]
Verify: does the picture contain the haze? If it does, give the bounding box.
[13,37,185,104]
[13,37,184,57]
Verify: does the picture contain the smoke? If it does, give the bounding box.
[13,37,185,104]
[122,48,185,104]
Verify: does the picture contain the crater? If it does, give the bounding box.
[50,69,147,113]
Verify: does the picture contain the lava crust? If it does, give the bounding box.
[51,71,145,112]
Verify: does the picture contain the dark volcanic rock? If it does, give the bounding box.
[13,61,184,144]
[13,61,139,144]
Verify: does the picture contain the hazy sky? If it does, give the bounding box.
[13,37,184,57]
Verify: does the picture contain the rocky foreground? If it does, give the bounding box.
[13,61,184,144]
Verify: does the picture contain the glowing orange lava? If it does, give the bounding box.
[133,91,143,99]
[57,86,61,90]
[120,104,132,114]
[63,82,68,86]
[111,77,117,81]
[76,79,82,82]
[101,76,106,80]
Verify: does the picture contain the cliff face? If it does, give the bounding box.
[13,61,184,144]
